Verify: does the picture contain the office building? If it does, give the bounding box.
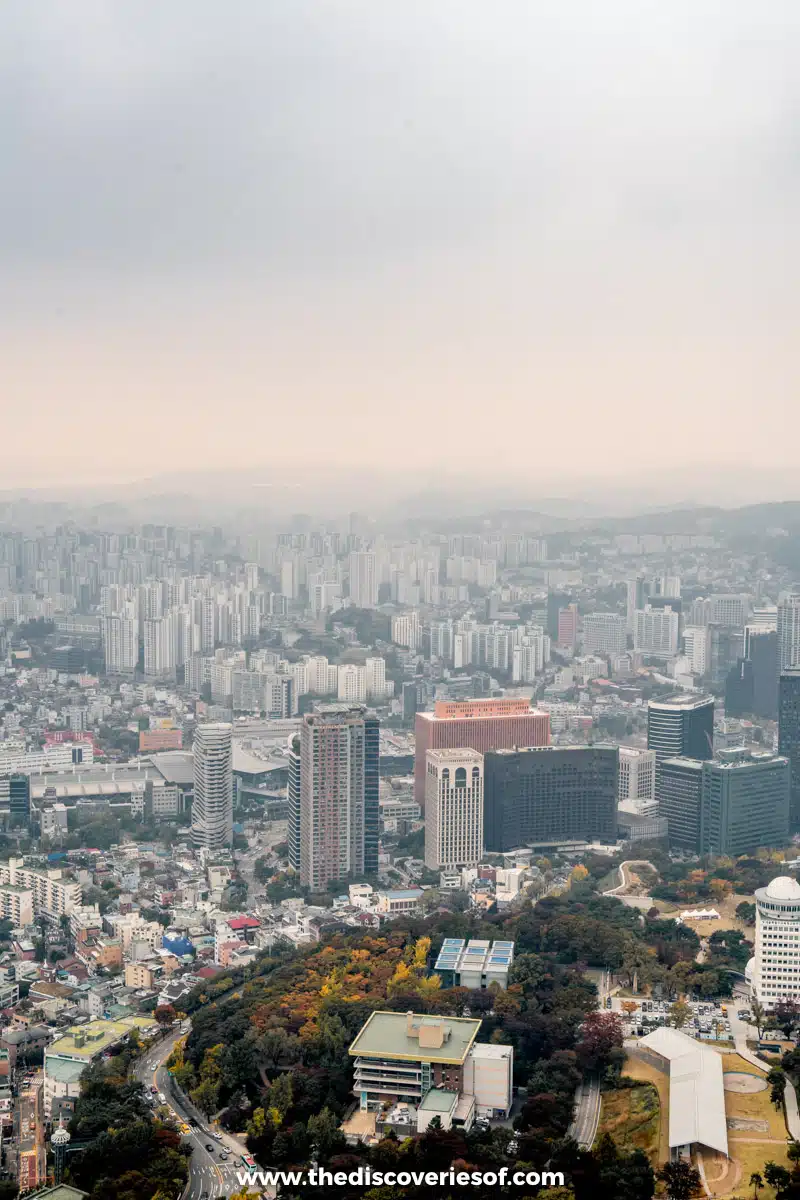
[709,594,749,627]
[699,750,789,857]
[725,659,754,718]
[745,628,778,719]
[618,747,657,815]
[433,939,515,990]
[626,578,647,633]
[583,612,627,656]
[190,723,233,850]
[349,1010,512,1120]
[751,875,800,1010]
[557,603,579,650]
[414,698,549,807]
[349,551,378,608]
[299,706,379,890]
[779,670,800,830]
[8,774,30,828]
[778,593,800,671]
[659,758,704,852]
[647,695,714,771]
[424,749,484,870]
[634,605,680,657]
[547,591,569,639]
[708,625,744,688]
[483,745,618,852]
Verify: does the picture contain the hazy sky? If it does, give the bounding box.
[2,3,799,494]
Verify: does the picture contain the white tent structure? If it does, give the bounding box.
[638,1027,728,1159]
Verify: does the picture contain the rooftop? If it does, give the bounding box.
[419,1088,459,1112]
[762,876,800,902]
[639,1027,728,1157]
[434,938,515,975]
[349,1011,481,1065]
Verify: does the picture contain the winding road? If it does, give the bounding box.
[568,1076,602,1148]
[135,1028,247,1199]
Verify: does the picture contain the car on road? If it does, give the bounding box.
[205,1143,215,1153]
[158,1092,166,1104]
[219,1152,229,1161]
[150,1086,158,1094]
[212,1131,223,1141]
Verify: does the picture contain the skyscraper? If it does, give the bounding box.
[583,612,627,655]
[349,551,378,609]
[414,698,550,807]
[299,706,379,890]
[8,774,31,829]
[778,593,800,671]
[647,695,714,768]
[659,757,704,852]
[752,876,800,1010]
[617,748,657,815]
[102,610,138,675]
[634,605,680,657]
[483,745,618,851]
[557,603,579,650]
[191,723,233,850]
[424,749,484,870]
[699,750,790,857]
[287,733,301,872]
[779,670,800,830]
[746,628,778,719]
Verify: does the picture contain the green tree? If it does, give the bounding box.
[750,1171,763,1199]
[669,999,692,1029]
[658,1159,702,1200]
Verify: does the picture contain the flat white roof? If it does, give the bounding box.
[639,1027,728,1158]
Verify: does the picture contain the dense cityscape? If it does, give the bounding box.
[0,507,797,1199]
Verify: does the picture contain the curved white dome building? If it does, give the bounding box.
[752,875,800,1010]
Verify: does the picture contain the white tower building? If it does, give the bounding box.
[750,876,800,1010]
[424,749,483,871]
[191,723,233,850]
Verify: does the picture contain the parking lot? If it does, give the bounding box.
[609,994,749,1043]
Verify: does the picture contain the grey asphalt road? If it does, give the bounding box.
[135,1028,244,1200]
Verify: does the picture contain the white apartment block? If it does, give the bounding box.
[365,657,387,700]
[618,747,657,815]
[682,625,711,675]
[634,605,680,657]
[0,741,93,775]
[338,664,367,703]
[0,858,81,920]
[349,551,378,608]
[424,749,483,871]
[0,884,34,926]
[778,594,800,671]
[391,611,420,653]
[102,609,138,675]
[582,612,627,655]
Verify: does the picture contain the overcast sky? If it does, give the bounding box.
[2,2,799,496]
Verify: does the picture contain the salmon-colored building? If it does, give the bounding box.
[414,699,550,807]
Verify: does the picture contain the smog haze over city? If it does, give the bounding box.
[3,7,800,1200]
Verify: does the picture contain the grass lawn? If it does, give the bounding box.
[599,1057,666,1165]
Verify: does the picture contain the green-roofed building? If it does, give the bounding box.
[349,1010,482,1112]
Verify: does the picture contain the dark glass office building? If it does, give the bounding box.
[748,629,778,719]
[659,757,704,852]
[647,695,715,767]
[779,670,800,830]
[725,659,754,718]
[8,774,31,828]
[699,750,789,857]
[483,745,618,851]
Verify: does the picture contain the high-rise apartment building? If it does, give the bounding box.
[778,593,800,671]
[634,605,680,657]
[102,610,138,675]
[682,626,711,676]
[424,749,484,870]
[391,611,420,653]
[699,750,789,857]
[779,670,800,829]
[287,734,301,872]
[647,695,714,769]
[617,747,656,815]
[299,706,379,890]
[338,664,367,703]
[191,723,233,850]
[582,612,627,656]
[483,745,618,851]
[557,604,579,650]
[349,551,378,609]
[752,875,800,1010]
[414,698,550,807]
